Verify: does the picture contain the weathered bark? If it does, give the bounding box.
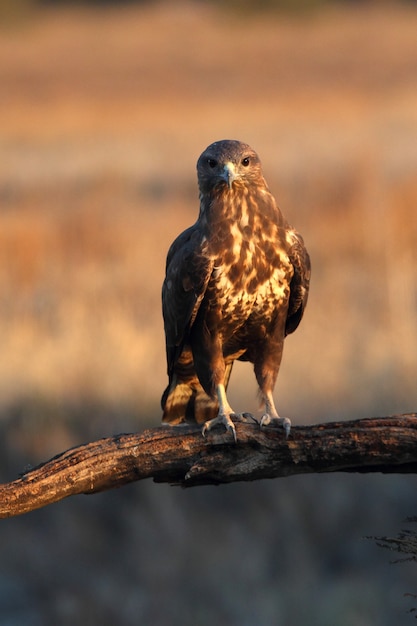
[0,414,416,518]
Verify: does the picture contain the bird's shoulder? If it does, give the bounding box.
[164,221,213,288]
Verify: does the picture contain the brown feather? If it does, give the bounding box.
[161,140,310,427]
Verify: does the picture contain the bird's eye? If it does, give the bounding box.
[207,158,217,168]
[241,157,250,167]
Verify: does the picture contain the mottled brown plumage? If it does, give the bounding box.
[161,140,310,441]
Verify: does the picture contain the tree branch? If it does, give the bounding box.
[1,414,416,518]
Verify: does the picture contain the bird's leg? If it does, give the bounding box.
[202,383,238,443]
[259,389,291,438]
[254,338,291,437]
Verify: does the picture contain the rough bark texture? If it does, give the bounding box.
[0,414,416,518]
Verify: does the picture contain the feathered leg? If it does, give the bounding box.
[192,329,255,441]
[254,337,291,438]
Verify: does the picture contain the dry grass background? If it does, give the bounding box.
[1,3,417,625]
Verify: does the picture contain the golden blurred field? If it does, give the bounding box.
[1,2,416,434]
[1,3,417,624]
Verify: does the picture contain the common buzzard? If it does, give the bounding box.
[161,140,310,441]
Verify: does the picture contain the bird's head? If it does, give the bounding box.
[196,140,266,195]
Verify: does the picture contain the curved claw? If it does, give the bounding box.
[260,414,291,438]
[239,412,259,425]
[202,414,237,443]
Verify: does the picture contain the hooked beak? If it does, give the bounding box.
[221,161,237,190]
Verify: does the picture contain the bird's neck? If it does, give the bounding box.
[199,184,283,234]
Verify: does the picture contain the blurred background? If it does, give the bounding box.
[1,0,417,624]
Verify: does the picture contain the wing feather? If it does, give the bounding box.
[285,228,311,336]
[162,224,214,377]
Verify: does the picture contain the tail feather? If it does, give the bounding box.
[161,362,234,425]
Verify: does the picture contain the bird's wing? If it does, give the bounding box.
[285,228,311,336]
[162,223,214,376]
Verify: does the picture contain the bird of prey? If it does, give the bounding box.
[161,139,310,442]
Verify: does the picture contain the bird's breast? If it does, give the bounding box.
[207,237,292,326]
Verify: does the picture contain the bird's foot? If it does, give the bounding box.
[202,413,237,443]
[260,414,291,438]
[202,412,256,443]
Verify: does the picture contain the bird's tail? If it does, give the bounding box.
[161,362,234,426]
